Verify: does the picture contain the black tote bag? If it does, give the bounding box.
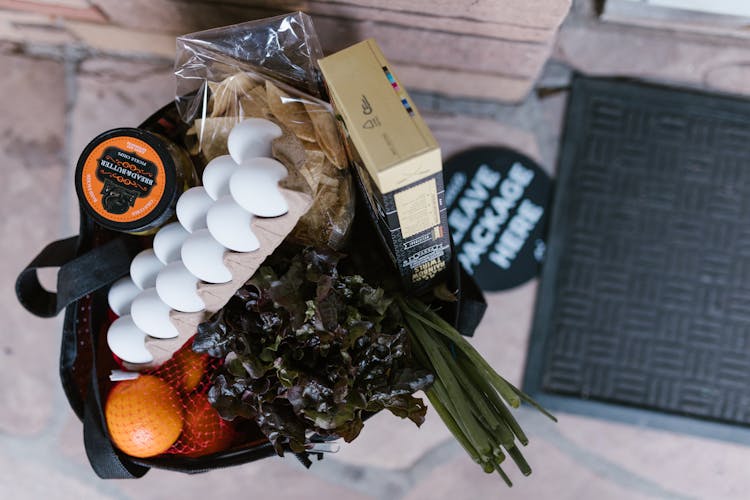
[15,102,487,479]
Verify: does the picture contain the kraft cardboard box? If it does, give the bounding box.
[319,39,451,290]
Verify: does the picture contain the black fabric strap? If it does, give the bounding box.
[16,237,138,318]
[83,378,149,479]
[456,266,487,337]
[60,303,85,420]
[57,238,138,309]
[81,289,149,479]
[15,236,79,318]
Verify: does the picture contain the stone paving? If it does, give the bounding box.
[4,2,750,499]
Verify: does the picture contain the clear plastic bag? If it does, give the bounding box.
[175,12,324,120]
[174,12,353,250]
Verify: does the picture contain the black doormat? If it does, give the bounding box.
[524,75,750,442]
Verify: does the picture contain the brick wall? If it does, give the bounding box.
[0,0,571,102]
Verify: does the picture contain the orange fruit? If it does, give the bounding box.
[173,348,208,393]
[181,394,235,457]
[105,375,183,458]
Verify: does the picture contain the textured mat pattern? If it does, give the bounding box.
[527,76,750,428]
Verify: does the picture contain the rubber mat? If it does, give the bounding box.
[524,75,750,442]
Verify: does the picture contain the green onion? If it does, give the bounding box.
[397,297,555,486]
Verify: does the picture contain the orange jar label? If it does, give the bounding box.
[79,136,166,223]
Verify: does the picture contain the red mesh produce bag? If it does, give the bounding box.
[105,338,261,459]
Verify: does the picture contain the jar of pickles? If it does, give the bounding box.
[75,128,197,234]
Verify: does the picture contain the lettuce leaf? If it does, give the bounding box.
[194,248,433,454]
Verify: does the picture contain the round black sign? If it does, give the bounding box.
[444,147,552,291]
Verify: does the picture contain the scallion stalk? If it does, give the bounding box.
[397,297,555,486]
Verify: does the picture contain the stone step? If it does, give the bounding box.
[0,0,573,102]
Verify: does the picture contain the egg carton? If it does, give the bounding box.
[106,118,313,369]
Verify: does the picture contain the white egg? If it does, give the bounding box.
[229,158,289,217]
[130,288,180,339]
[206,196,260,252]
[202,155,237,200]
[107,315,153,364]
[227,118,283,164]
[153,221,190,264]
[108,276,140,316]
[155,261,205,313]
[176,186,214,233]
[181,229,231,284]
[245,156,288,180]
[130,249,164,290]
